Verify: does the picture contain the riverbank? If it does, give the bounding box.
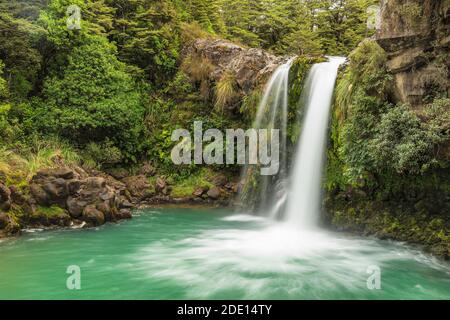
[0,156,238,239]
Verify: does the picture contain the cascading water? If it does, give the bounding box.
[238,59,293,212]
[239,56,345,227]
[284,57,346,228]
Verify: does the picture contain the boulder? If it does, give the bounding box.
[376,0,449,108]
[66,196,86,218]
[184,39,287,110]
[0,183,11,211]
[116,209,133,220]
[106,167,129,180]
[82,206,105,227]
[193,186,209,197]
[207,187,221,200]
[28,168,133,227]
[122,175,152,199]
[212,175,228,187]
[9,186,26,205]
[0,212,9,229]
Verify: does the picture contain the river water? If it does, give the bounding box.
[0,207,449,299]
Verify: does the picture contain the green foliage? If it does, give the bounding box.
[170,168,215,198]
[0,7,44,99]
[215,71,238,113]
[83,139,123,168]
[29,36,145,163]
[328,39,450,207]
[108,0,181,84]
[36,205,67,217]
[369,102,449,174]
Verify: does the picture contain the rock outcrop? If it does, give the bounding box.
[183,38,288,107]
[0,166,134,237]
[376,0,449,108]
[185,39,286,92]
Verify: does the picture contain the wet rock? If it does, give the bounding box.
[207,187,221,200]
[82,206,105,227]
[116,209,132,220]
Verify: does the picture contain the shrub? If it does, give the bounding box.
[215,70,238,113]
[29,36,145,163]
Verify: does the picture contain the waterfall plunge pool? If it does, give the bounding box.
[0,207,449,299]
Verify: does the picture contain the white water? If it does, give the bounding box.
[239,59,293,211]
[285,57,345,228]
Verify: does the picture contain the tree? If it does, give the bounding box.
[30,35,146,162]
[108,0,181,84]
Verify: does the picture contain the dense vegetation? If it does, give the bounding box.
[326,40,449,256]
[0,0,375,178]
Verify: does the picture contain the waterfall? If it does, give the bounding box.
[238,59,293,212]
[284,57,345,228]
[238,56,345,228]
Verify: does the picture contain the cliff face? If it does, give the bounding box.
[376,0,449,108]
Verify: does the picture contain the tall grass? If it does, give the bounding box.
[0,135,81,185]
[215,70,237,113]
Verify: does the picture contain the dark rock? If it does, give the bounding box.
[119,200,134,209]
[84,177,106,189]
[193,186,209,197]
[9,186,26,205]
[48,214,71,227]
[116,209,133,220]
[35,168,74,180]
[66,197,86,218]
[0,212,9,229]
[67,179,82,195]
[376,0,449,108]
[82,206,105,227]
[212,175,228,187]
[185,39,286,103]
[106,168,129,180]
[30,184,47,206]
[207,187,221,200]
[122,175,152,199]
[0,183,11,211]
[42,178,68,204]
[96,202,113,221]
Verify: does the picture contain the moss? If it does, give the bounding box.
[325,195,450,259]
[287,55,323,146]
[35,205,68,217]
[170,168,215,198]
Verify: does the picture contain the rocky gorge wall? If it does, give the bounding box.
[325,0,449,259]
[376,0,449,108]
